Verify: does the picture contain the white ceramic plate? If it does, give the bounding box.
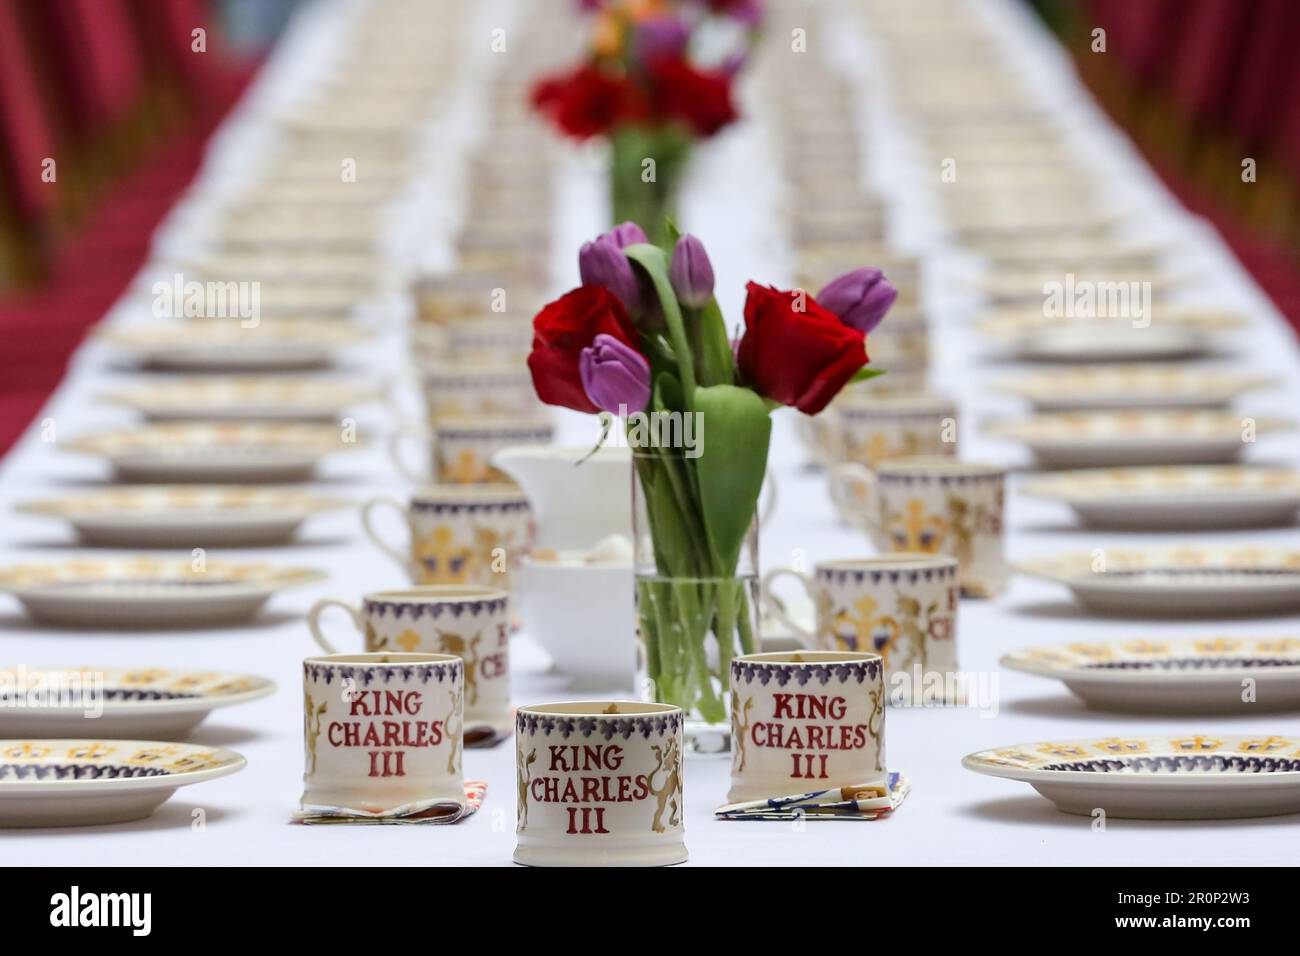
[0,556,325,628]
[0,667,274,737]
[100,377,383,422]
[963,734,1300,818]
[62,422,364,482]
[994,365,1274,411]
[985,410,1293,468]
[1022,466,1300,529]
[101,320,370,372]
[1008,324,1214,363]
[976,305,1244,341]
[1001,637,1300,713]
[1015,547,1300,616]
[16,485,350,546]
[0,739,245,827]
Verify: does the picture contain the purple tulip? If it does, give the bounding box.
[580,334,651,413]
[579,236,641,313]
[816,267,897,335]
[634,16,689,62]
[669,234,714,308]
[607,221,648,249]
[727,0,764,28]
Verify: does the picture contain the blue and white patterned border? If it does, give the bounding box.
[732,658,882,687]
[516,712,683,740]
[303,661,462,686]
[364,597,508,619]
[817,564,956,586]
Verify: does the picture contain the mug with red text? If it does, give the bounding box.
[727,651,886,804]
[301,652,464,814]
[514,701,686,867]
[308,587,511,740]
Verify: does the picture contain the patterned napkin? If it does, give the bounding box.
[293,781,487,825]
[714,771,910,821]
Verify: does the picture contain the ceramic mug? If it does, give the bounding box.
[514,701,686,867]
[301,652,464,813]
[443,315,534,361]
[388,415,554,484]
[761,555,959,703]
[308,587,511,735]
[418,362,539,420]
[728,651,886,804]
[361,484,532,589]
[836,392,958,468]
[830,456,1007,597]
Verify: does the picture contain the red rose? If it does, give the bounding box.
[531,64,643,140]
[528,286,642,413]
[736,282,868,415]
[647,56,737,137]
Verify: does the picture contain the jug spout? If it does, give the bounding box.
[492,444,632,551]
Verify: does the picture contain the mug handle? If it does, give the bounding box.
[360,496,417,581]
[387,425,433,483]
[759,567,818,648]
[829,462,881,536]
[307,598,366,654]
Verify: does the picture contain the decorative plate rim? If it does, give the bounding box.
[985,413,1296,444]
[14,487,352,519]
[963,735,1300,786]
[1022,467,1300,502]
[1014,549,1300,586]
[0,558,327,595]
[1000,640,1300,683]
[0,739,246,793]
[0,668,275,715]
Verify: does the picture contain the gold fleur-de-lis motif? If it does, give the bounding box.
[126,745,183,765]
[395,629,422,652]
[1171,736,1221,752]
[1194,638,1240,655]
[440,449,488,484]
[1094,738,1148,755]
[1122,640,1167,656]
[415,526,473,585]
[5,743,52,759]
[1238,736,1292,753]
[829,595,900,663]
[1068,643,1113,659]
[122,669,168,685]
[1039,743,1089,760]
[886,498,948,553]
[1256,638,1300,654]
[67,743,115,760]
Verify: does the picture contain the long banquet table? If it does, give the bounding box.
[3,0,1300,865]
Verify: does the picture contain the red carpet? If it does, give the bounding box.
[0,65,256,456]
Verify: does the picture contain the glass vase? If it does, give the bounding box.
[609,127,691,245]
[631,449,760,755]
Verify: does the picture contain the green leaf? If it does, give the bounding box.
[692,384,772,574]
[694,297,735,387]
[848,367,887,384]
[625,243,696,410]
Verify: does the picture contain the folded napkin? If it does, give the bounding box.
[714,771,909,821]
[293,781,487,825]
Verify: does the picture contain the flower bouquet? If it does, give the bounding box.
[530,0,763,242]
[526,222,896,727]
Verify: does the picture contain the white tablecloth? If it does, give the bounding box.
[3,0,1300,865]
